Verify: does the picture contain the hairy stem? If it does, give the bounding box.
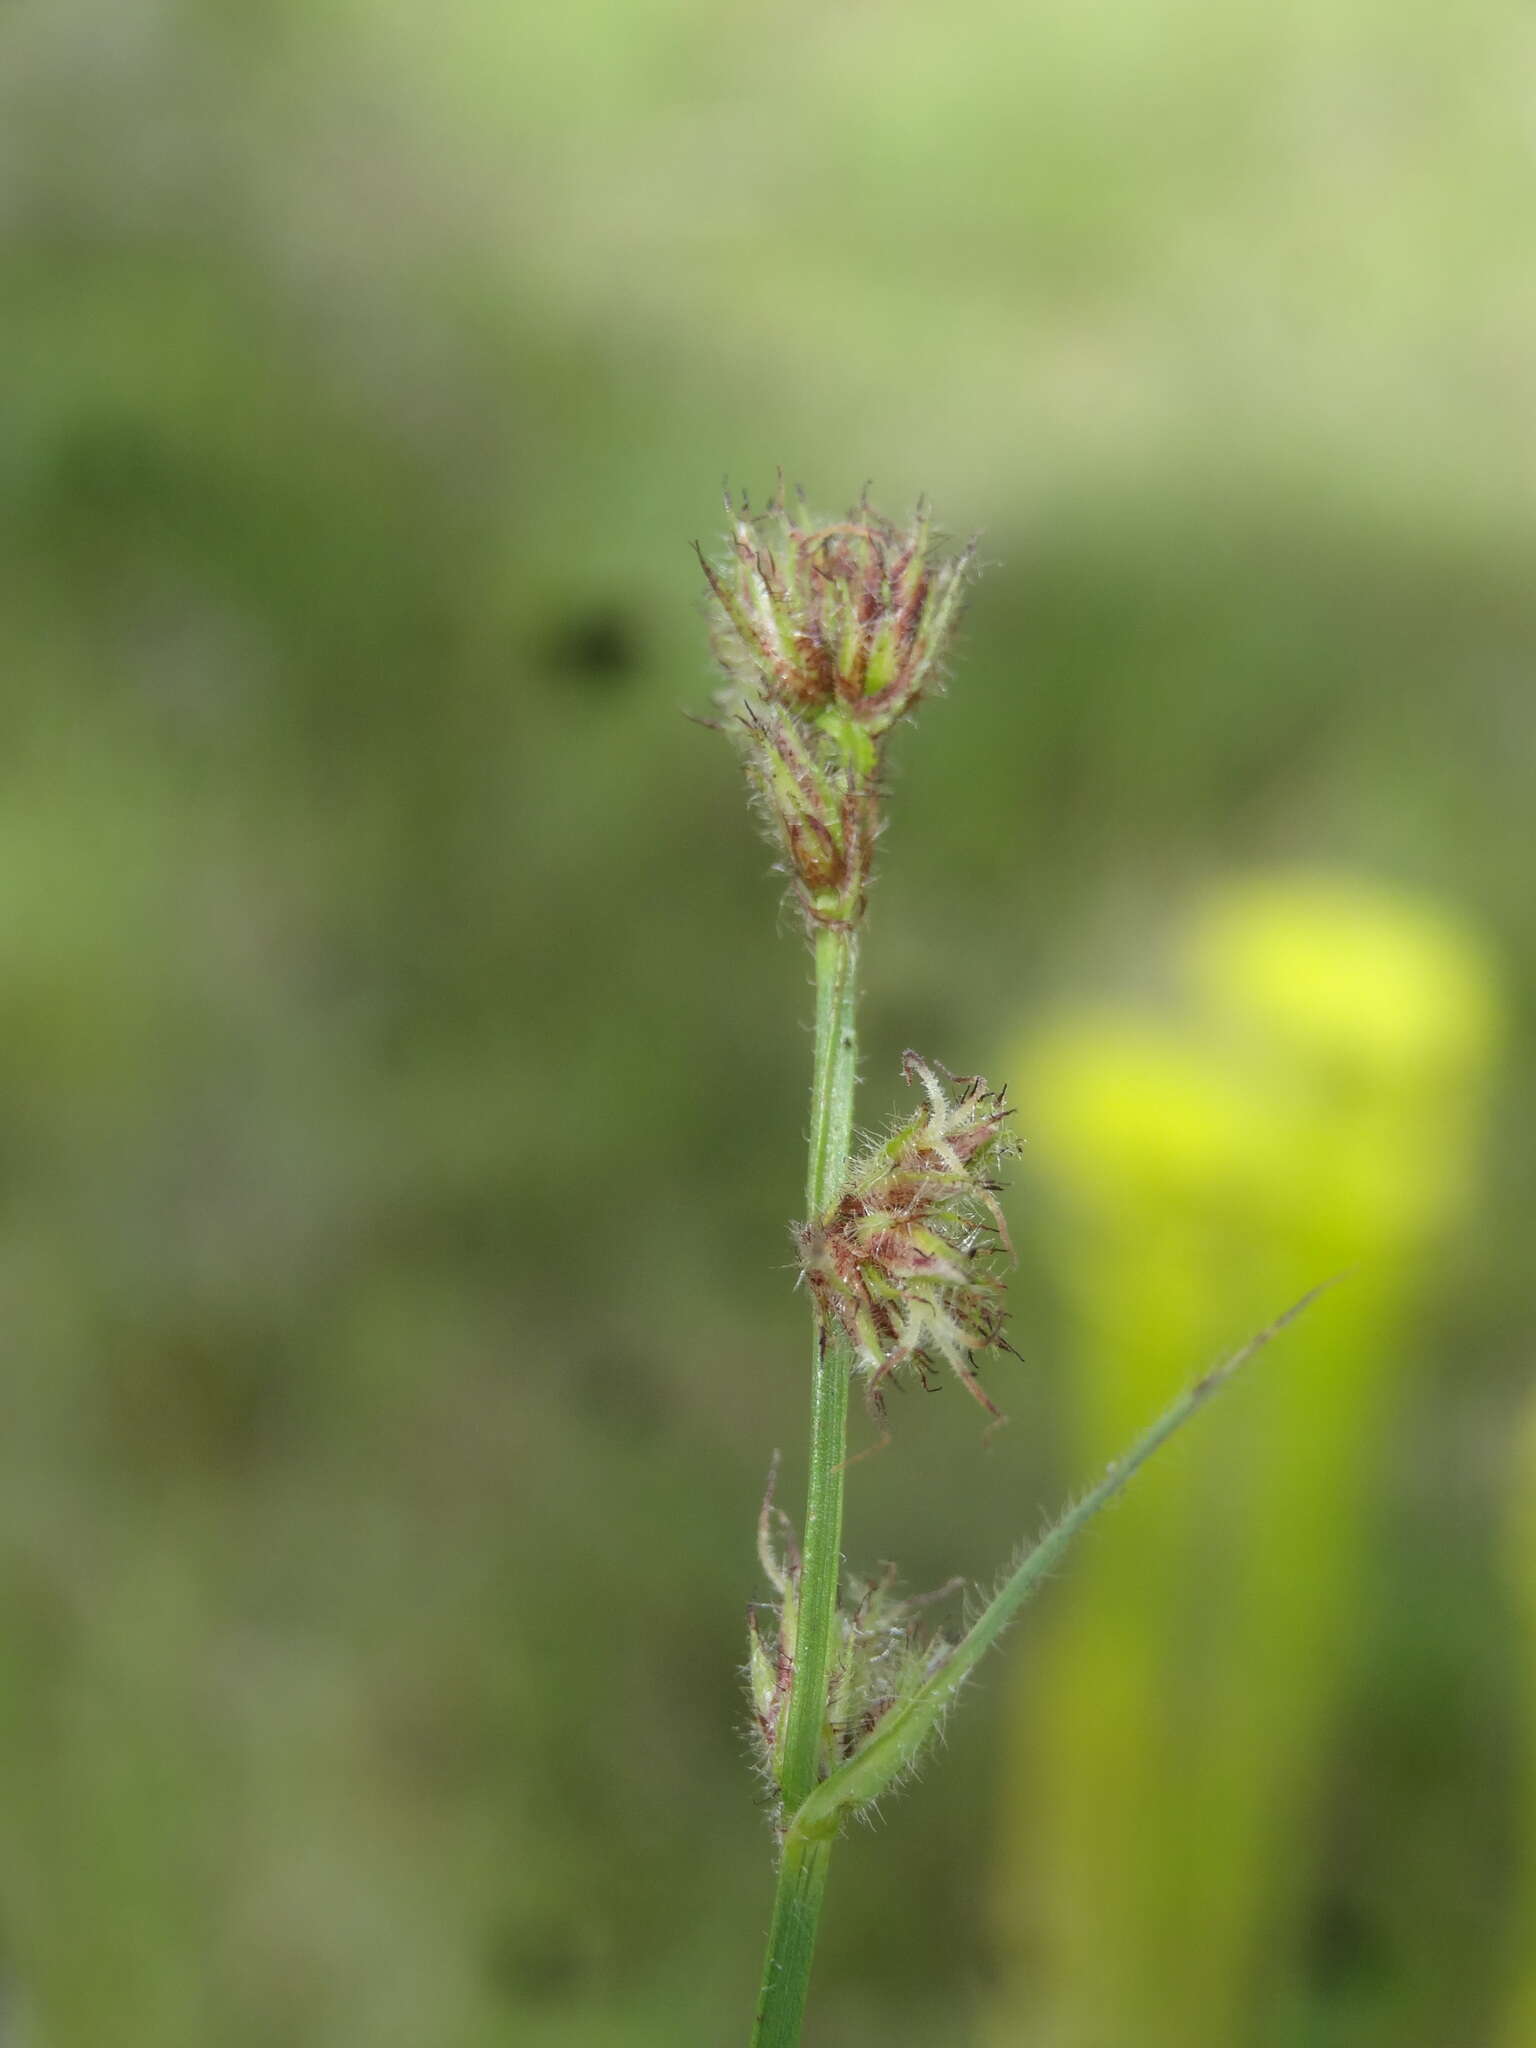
[803,924,861,1225]
[781,923,860,1810]
[752,922,859,2045]
[751,1831,833,2048]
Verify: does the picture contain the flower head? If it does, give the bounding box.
[701,484,974,733]
[747,1459,963,1818]
[797,1052,1021,1426]
[698,484,977,931]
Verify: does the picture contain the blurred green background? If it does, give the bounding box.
[2,1,1534,2042]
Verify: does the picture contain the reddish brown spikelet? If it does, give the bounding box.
[698,488,977,933]
[795,1053,1021,1427]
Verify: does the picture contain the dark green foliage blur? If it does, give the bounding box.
[1,2,1533,2042]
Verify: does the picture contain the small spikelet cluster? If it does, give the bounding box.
[700,483,974,733]
[733,698,881,932]
[823,1564,961,1775]
[747,1463,961,1820]
[797,1052,1021,1426]
[699,483,976,930]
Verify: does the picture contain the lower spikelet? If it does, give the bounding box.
[747,1460,965,1824]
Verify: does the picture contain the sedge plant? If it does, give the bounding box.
[694,484,1323,2046]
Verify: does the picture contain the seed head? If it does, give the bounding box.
[748,1458,963,1820]
[701,483,975,732]
[698,483,977,931]
[797,1052,1021,1426]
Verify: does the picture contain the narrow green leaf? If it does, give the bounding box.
[784,1282,1334,1841]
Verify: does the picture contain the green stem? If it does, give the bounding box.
[751,922,859,2046]
[750,1831,834,2048]
[782,923,860,1810]
[803,924,861,1222]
